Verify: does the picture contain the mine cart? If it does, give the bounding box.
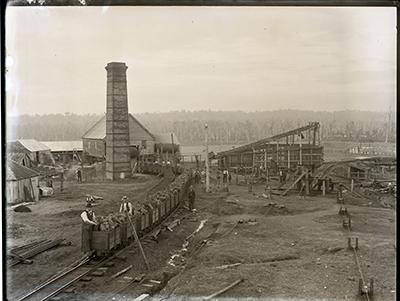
[91,225,121,256]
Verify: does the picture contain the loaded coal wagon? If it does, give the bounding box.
[86,170,192,256]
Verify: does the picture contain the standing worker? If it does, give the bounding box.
[81,204,98,256]
[299,180,306,200]
[188,185,196,211]
[119,196,133,246]
[60,170,64,192]
[120,196,134,215]
[279,169,283,183]
[228,171,232,185]
[77,168,82,183]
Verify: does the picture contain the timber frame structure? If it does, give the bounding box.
[217,122,323,175]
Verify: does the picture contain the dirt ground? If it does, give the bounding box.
[152,180,396,301]
[6,173,396,301]
[6,173,162,299]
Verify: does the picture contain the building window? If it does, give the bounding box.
[142,140,147,149]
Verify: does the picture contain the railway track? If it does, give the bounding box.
[13,174,182,301]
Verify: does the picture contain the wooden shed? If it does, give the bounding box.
[7,139,54,165]
[6,160,41,204]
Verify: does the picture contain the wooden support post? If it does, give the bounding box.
[322,180,326,196]
[317,125,321,145]
[305,170,310,195]
[276,141,279,167]
[308,128,311,144]
[299,133,303,165]
[264,148,267,170]
[287,149,290,169]
[351,179,354,192]
[126,213,150,270]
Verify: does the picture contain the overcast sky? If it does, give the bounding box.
[5,6,396,115]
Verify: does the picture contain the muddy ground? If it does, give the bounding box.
[6,174,396,301]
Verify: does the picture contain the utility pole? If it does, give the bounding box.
[385,109,391,143]
[171,133,175,166]
[205,123,210,193]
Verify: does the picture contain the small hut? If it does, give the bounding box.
[6,160,41,204]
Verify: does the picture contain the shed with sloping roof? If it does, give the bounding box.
[7,139,54,165]
[6,160,41,204]
[41,140,83,163]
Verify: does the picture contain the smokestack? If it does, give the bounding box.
[105,62,131,180]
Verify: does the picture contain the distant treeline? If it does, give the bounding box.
[7,110,396,145]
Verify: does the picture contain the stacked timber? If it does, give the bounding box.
[8,238,67,267]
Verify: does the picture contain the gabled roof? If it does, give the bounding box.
[11,139,50,152]
[82,114,155,140]
[41,141,83,152]
[7,160,41,181]
[153,133,180,145]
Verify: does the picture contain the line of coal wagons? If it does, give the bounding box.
[88,168,192,256]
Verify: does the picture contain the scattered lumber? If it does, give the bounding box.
[8,252,33,264]
[10,239,48,254]
[215,263,241,269]
[111,265,132,279]
[203,279,243,300]
[11,202,34,210]
[186,219,207,240]
[133,294,149,301]
[151,229,162,242]
[166,219,181,232]
[9,238,66,267]
[225,199,239,204]
[263,254,299,263]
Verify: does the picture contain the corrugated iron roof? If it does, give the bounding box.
[7,160,41,181]
[15,139,50,152]
[82,114,155,140]
[41,140,83,152]
[7,152,30,165]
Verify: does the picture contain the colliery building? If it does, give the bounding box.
[217,122,323,174]
[82,113,156,159]
[82,62,180,179]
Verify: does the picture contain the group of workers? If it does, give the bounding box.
[216,169,232,185]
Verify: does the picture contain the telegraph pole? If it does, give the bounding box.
[205,123,210,192]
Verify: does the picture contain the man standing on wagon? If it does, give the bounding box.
[120,196,134,245]
[120,196,134,215]
[81,203,98,257]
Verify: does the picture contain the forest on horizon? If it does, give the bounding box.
[6,110,396,145]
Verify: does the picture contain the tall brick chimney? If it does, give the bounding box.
[105,62,131,180]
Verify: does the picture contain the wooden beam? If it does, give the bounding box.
[218,122,320,156]
[281,171,307,196]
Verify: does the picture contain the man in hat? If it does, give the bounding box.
[120,196,134,215]
[81,204,98,256]
[86,195,95,207]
